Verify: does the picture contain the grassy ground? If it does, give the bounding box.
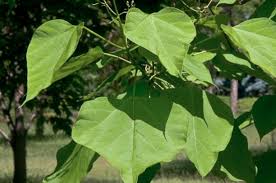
[0,134,232,183]
[0,132,231,183]
[0,96,274,183]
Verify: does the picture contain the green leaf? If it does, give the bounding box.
[213,54,276,84]
[53,47,103,82]
[25,19,83,103]
[182,52,215,85]
[72,84,234,182]
[213,54,251,80]
[113,65,135,81]
[190,52,216,63]
[252,0,276,21]
[221,18,276,78]
[192,32,230,53]
[43,141,98,183]
[125,8,196,76]
[255,150,276,183]
[269,8,276,20]
[252,95,276,139]
[216,0,236,7]
[218,127,256,183]
[165,84,234,176]
[72,95,184,183]
[138,47,159,62]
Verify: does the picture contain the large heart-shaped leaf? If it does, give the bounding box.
[124,8,196,76]
[252,95,276,139]
[25,19,83,103]
[43,141,98,183]
[222,18,276,78]
[72,95,185,183]
[73,84,233,182]
[165,85,234,175]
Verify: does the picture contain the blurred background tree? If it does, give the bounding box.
[0,1,115,182]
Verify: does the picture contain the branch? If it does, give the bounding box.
[0,128,10,142]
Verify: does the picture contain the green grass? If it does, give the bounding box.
[0,130,232,183]
[0,97,274,183]
[0,134,232,183]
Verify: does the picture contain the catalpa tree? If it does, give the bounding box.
[23,0,276,183]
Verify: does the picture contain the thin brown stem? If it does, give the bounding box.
[103,52,132,64]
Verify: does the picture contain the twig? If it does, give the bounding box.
[204,0,214,9]
[102,0,116,16]
[103,52,132,64]
[180,0,200,14]
[83,26,124,49]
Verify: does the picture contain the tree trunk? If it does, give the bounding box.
[11,84,27,183]
[230,79,239,116]
[11,129,27,183]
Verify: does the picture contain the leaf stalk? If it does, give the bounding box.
[83,26,124,49]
